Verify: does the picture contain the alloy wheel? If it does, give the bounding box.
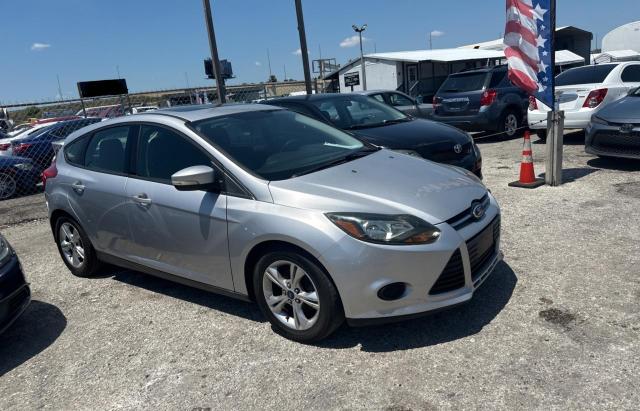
[504,113,518,136]
[59,222,85,268]
[0,173,17,200]
[262,260,320,331]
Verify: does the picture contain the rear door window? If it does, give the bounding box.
[621,65,640,83]
[387,93,414,106]
[489,71,507,88]
[555,64,617,86]
[439,72,488,93]
[84,126,131,174]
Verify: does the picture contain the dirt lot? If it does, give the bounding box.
[1,131,639,410]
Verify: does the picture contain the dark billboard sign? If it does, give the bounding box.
[344,72,360,87]
[77,79,128,98]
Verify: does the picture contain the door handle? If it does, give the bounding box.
[71,181,85,194]
[132,193,152,207]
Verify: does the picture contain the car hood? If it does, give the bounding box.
[268,149,486,224]
[350,118,471,149]
[597,96,640,123]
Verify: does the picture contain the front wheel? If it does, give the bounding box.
[253,251,344,343]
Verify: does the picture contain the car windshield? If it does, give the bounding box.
[193,109,374,181]
[310,96,408,130]
[439,72,488,92]
[555,64,617,86]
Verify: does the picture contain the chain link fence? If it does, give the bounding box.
[0,81,314,205]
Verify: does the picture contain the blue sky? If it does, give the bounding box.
[1,0,638,102]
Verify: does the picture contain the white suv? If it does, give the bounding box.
[528,62,640,140]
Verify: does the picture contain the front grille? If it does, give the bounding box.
[416,141,473,163]
[429,249,465,295]
[467,216,500,281]
[592,131,640,156]
[446,194,490,230]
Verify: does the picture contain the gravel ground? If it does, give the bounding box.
[1,131,639,410]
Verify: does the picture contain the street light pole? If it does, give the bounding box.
[202,0,226,104]
[294,0,313,94]
[352,24,367,91]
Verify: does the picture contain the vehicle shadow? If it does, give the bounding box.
[104,266,264,323]
[0,300,67,376]
[318,261,517,352]
[538,167,599,183]
[587,157,640,171]
[532,130,585,146]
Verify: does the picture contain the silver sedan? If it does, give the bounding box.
[45,104,501,342]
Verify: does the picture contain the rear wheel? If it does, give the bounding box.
[54,217,101,277]
[253,250,344,343]
[499,110,521,138]
[0,173,17,200]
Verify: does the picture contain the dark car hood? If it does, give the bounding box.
[598,96,640,123]
[350,118,471,149]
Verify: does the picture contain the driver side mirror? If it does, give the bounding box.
[171,165,220,192]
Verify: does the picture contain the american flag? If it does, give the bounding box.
[504,0,554,108]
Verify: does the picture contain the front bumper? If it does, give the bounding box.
[585,123,640,159]
[318,194,501,322]
[0,255,31,334]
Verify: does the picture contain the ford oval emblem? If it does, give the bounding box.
[453,144,463,154]
[471,201,486,220]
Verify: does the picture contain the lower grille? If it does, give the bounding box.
[429,250,465,295]
[417,142,473,163]
[468,217,500,281]
[592,132,640,156]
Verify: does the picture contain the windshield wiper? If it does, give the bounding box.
[383,118,411,125]
[292,147,379,177]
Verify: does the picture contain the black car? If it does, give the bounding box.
[0,233,31,334]
[431,66,529,138]
[265,93,482,178]
[0,156,40,200]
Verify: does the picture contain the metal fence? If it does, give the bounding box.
[0,81,315,202]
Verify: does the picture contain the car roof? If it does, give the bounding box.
[145,103,283,122]
[270,93,371,103]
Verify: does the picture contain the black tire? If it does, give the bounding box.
[498,109,521,138]
[536,130,547,142]
[0,172,17,200]
[253,250,344,343]
[54,216,101,277]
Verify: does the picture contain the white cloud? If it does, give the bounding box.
[340,35,369,48]
[430,30,445,38]
[31,42,51,51]
[255,61,262,66]
[292,48,310,56]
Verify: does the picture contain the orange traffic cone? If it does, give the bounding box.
[509,131,545,188]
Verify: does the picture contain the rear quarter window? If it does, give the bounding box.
[555,65,617,86]
[64,136,91,166]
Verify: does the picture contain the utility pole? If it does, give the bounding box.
[294,0,312,94]
[545,0,563,186]
[284,64,287,81]
[116,65,121,78]
[429,32,433,50]
[202,0,226,103]
[56,74,63,101]
[352,24,368,90]
[267,48,273,80]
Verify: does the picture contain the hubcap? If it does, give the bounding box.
[0,173,17,200]
[262,260,320,331]
[505,114,518,136]
[59,222,85,268]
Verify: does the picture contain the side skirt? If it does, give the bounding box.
[96,252,252,303]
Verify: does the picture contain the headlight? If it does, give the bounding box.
[393,149,422,157]
[590,115,608,126]
[326,213,441,245]
[13,162,33,170]
[0,234,12,267]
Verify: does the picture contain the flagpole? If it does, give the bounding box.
[545,0,564,187]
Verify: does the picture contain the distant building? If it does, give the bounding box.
[602,21,640,53]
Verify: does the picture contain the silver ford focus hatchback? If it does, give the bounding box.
[44,104,501,342]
